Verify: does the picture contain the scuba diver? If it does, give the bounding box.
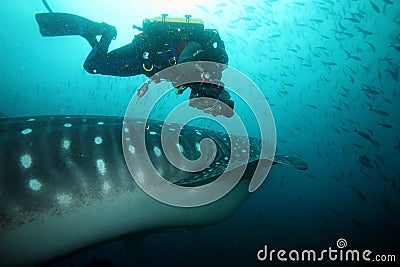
[35,13,234,117]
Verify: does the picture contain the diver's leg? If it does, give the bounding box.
[84,35,146,76]
[83,40,113,75]
[83,23,118,74]
[82,22,117,48]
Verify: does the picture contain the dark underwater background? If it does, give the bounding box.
[1,0,399,266]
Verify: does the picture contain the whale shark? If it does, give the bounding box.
[0,115,307,266]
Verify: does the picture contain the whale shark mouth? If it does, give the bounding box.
[0,115,306,266]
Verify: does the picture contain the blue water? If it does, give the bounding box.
[1,0,399,266]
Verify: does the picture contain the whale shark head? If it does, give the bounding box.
[0,115,306,266]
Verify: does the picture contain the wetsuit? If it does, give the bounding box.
[83,28,229,77]
[83,24,233,117]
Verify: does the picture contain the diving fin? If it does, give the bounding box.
[35,13,117,47]
[35,13,93,37]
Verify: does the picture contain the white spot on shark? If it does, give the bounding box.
[21,128,32,135]
[62,139,71,150]
[195,130,201,135]
[102,181,111,194]
[97,121,104,125]
[26,118,35,122]
[29,179,42,191]
[153,146,162,157]
[94,136,103,145]
[128,145,135,155]
[195,142,200,151]
[64,123,72,128]
[135,170,145,183]
[20,154,32,169]
[124,127,129,133]
[56,193,72,206]
[224,156,229,161]
[96,159,106,176]
[149,131,157,135]
[169,128,176,131]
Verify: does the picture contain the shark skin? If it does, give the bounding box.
[0,115,283,266]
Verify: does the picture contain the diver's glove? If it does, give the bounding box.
[189,84,234,118]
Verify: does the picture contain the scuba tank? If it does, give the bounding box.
[142,14,204,42]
